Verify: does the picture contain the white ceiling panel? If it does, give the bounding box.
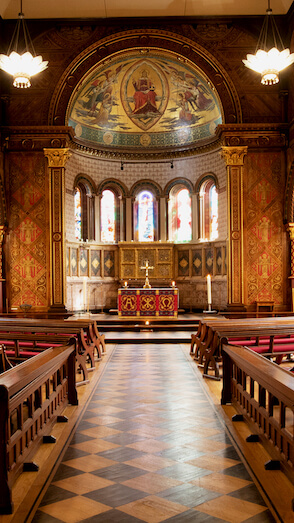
[0,0,293,19]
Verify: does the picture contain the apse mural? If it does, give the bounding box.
[67,51,222,150]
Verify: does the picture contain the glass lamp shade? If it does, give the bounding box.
[0,51,48,88]
[243,47,294,85]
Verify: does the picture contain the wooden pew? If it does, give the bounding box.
[192,318,294,379]
[221,343,294,488]
[0,345,13,372]
[0,341,78,514]
[0,333,91,384]
[0,319,105,385]
[0,317,105,359]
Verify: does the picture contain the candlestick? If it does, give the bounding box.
[207,274,212,305]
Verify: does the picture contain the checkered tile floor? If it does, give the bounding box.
[32,344,275,522]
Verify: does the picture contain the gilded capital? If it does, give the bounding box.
[44,148,71,168]
[221,146,248,166]
[0,225,5,244]
[287,223,294,240]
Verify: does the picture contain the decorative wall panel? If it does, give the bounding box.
[215,246,223,275]
[192,250,202,276]
[246,152,285,306]
[91,249,101,277]
[104,250,115,277]
[205,247,213,275]
[79,247,88,276]
[71,248,78,276]
[178,250,189,277]
[8,154,48,308]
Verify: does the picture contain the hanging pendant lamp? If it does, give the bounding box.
[0,0,48,88]
[243,0,294,85]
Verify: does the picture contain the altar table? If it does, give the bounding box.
[118,288,178,318]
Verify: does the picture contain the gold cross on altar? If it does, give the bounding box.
[140,260,154,289]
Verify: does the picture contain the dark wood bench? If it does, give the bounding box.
[221,342,294,490]
[0,319,106,385]
[0,341,78,514]
[191,318,294,379]
[0,317,106,357]
[0,345,13,373]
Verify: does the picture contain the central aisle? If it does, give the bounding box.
[33,344,274,522]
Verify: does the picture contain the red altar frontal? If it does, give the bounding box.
[118,288,178,318]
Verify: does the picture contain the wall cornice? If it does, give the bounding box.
[1,126,75,152]
[217,123,288,149]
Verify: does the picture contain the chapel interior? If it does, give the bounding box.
[1,1,294,522]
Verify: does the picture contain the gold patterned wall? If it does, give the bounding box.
[7,153,49,308]
[245,151,286,306]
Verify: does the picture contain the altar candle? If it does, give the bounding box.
[171,281,175,287]
[124,281,128,287]
[207,274,212,304]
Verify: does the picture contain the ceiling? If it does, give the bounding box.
[0,0,293,20]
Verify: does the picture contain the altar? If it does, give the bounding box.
[118,287,178,318]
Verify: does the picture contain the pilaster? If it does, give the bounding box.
[44,148,71,312]
[221,146,247,310]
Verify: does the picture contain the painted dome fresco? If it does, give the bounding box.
[67,50,223,152]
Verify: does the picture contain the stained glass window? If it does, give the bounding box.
[169,187,192,242]
[74,187,82,241]
[137,191,154,242]
[101,189,115,242]
[209,185,218,240]
[199,179,218,241]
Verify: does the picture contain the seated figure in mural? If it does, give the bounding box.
[132,69,161,115]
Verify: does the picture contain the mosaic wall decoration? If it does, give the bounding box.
[71,248,78,276]
[104,250,115,277]
[246,152,285,305]
[79,247,88,276]
[205,247,214,275]
[178,250,189,276]
[192,249,202,276]
[68,50,222,152]
[91,249,101,277]
[8,154,48,308]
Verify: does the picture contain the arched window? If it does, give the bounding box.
[199,179,218,241]
[134,190,156,242]
[101,189,116,242]
[74,187,82,241]
[74,180,95,241]
[168,187,192,242]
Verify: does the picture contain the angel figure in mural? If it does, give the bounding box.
[132,69,161,115]
[82,65,123,121]
[169,67,214,116]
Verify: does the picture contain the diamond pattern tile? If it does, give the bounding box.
[32,344,273,522]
